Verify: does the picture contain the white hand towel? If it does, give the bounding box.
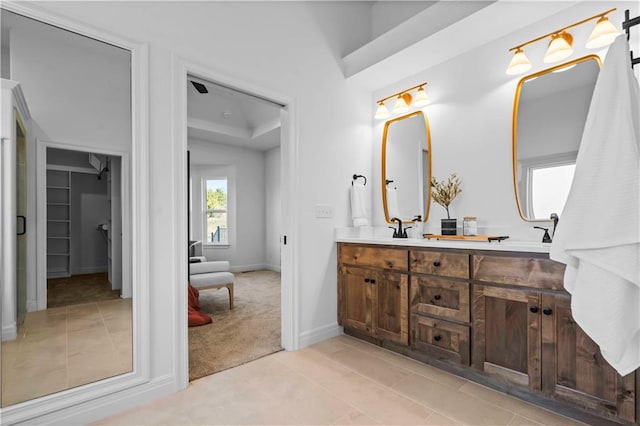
[550,35,640,376]
[350,182,368,227]
[386,186,401,220]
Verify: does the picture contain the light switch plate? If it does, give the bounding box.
[315,204,334,218]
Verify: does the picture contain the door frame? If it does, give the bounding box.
[35,141,130,309]
[0,2,150,424]
[172,56,299,388]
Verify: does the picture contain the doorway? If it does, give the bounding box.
[185,74,287,381]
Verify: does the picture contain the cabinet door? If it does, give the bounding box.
[373,270,408,345]
[339,266,374,336]
[543,295,636,423]
[473,285,541,389]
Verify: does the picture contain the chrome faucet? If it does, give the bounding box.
[389,217,409,238]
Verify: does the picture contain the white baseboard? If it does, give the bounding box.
[1,323,17,341]
[265,263,281,272]
[3,374,176,426]
[27,299,38,312]
[298,323,343,348]
[230,263,268,273]
[74,266,108,275]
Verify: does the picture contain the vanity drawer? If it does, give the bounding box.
[410,276,469,322]
[340,244,408,271]
[412,314,470,365]
[410,250,469,279]
[473,255,565,291]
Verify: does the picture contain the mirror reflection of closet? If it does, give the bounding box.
[0,9,133,408]
[513,55,601,221]
[381,111,432,223]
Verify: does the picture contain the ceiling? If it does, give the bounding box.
[187,76,282,151]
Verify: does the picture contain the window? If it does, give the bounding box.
[205,178,228,245]
[529,163,575,219]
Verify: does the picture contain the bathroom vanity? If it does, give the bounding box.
[337,239,638,425]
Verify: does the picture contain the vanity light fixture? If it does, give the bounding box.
[586,16,621,49]
[543,32,574,63]
[506,8,619,75]
[374,82,429,119]
[375,101,390,119]
[392,93,412,114]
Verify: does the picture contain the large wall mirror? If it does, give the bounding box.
[382,111,432,223]
[513,55,601,221]
[1,8,135,410]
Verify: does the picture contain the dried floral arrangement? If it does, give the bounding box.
[430,173,462,219]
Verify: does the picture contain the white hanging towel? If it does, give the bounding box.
[386,186,401,219]
[350,182,369,227]
[550,35,640,376]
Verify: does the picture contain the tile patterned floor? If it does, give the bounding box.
[95,334,585,425]
[1,299,132,407]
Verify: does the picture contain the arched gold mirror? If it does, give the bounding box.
[382,111,432,223]
[513,55,601,221]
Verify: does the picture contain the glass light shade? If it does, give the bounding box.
[413,86,430,107]
[543,32,574,63]
[506,48,532,75]
[374,102,390,119]
[586,16,620,49]
[392,93,412,113]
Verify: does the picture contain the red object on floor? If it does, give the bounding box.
[188,283,212,327]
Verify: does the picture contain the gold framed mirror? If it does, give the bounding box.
[381,111,432,223]
[512,55,601,221]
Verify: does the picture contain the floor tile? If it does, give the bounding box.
[327,346,412,387]
[392,372,514,425]
[459,382,587,426]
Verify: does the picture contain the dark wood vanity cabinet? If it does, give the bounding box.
[472,254,636,423]
[337,242,638,425]
[338,245,408,346]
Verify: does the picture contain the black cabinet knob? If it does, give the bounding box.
[434,294,441,300]
[370,279,376,284]
[434,335,442,342]
[530,306,539,313]
[364,278,370,283]
[433,261,441,267]
[543,308,553,316]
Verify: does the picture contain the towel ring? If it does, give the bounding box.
[352,174,367,186]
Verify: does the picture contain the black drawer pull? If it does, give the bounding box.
[434,294,441,300]
[364,278,370,283]
[370,279,376,284]
[529,306,539,313]
[434,335,442,342]
[543,308,553,316]
[433,261,441,267]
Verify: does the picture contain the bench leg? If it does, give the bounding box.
[226,284,234,309]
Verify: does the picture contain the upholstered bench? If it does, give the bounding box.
[189,261,234,309]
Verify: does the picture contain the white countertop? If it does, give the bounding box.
[335,227,552,254]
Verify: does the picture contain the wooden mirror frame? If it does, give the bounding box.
[512,54,602,222]
[381,110,432,224]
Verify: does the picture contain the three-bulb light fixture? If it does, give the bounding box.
[375,82,430,120]
[506,8,620,75]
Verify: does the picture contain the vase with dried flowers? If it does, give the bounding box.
[431,173,462,235]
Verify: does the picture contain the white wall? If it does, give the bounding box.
[265,146,281,271]
[189,139,267,271]
[372,1,638,240]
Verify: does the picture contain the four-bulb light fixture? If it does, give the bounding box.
[375,82,430,120]
[506,8,620,75]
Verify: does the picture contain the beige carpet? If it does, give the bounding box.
[47,273,121,308]
[188,270,282,381]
